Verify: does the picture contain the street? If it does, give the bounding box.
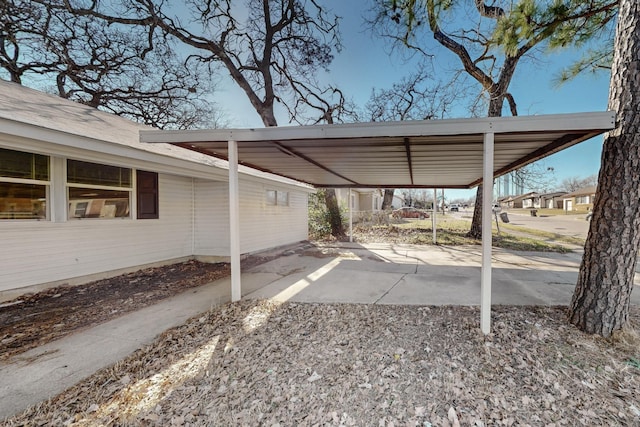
[449,208,590,240]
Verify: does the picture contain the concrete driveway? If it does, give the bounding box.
[2,242,639,419]
[246,242,640,306]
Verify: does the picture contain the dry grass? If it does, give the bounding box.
[5,301,640,426]
[352,219,571,253]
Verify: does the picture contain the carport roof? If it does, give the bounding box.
[140,111,615,189]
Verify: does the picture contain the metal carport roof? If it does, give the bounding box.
[140,111,615,189]
[140,111,616,334]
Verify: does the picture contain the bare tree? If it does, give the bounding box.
[1,0,221,129]
[569,0,640,337]
[57,0,348,236]
[560,174,598,192]
[373,0,617,238]
[364,69,460,210]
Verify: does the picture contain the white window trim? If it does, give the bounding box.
[65,159,135,220]
[266,189,290,207]
[0,152,51,221]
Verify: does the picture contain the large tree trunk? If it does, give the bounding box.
[569,0,640,337]
[381,189,395,210]
[324,188,344,237]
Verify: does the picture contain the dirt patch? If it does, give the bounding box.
[5,301,640,426]
[0,260,232,361]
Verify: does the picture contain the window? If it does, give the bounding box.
[277,190,289,206]
[67,159,132,219]
[266,190,277,206]
[266,189,289,206]
[576,195,590,204]
[0,148,49,220]
[136,170,159,219]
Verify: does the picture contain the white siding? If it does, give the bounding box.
[0,174,194,292]
[194,179,308,256]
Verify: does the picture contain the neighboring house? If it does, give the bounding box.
[562,186,597,212]
[503,192,540,209]
[0,80,312,298]
[335,188,383,213]
[539,191,567,209]
[334,188,385,224]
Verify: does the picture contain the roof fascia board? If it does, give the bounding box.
[0,119,313,191]
[140,111,616,144]
[0,119,226,181]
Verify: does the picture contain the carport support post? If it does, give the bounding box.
[228,140,241,302]
[481,132,494,334]
[349,188,353,243]
[432,188,437,244]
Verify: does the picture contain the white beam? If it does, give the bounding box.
[349,188,353,243]
[432,188,437,244]
[140,111,615,144]
[228,140,241,302]
[481,132,495,334]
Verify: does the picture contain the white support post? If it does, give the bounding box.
[481,132,495,334]
[349,188,353,243]
[228,140,241,302]
[432,188,437,244]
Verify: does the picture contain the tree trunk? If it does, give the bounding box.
[467,93,505,239]
[324,188,344,237]
[381,189,395,210]
[569,0,640,337]
[467,185,483,239]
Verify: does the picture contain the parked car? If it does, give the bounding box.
[450,203,459,212]
[392,207,430,219]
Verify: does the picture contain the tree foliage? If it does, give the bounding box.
[373,0,617,238]
[1,0,220,129]
[364,69,458,121]
[57,0,347,127]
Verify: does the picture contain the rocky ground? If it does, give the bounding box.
[2,235,640,426]
[3,301,640,426]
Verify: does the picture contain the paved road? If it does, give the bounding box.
[500,210,589,239]
[449,208,589,240]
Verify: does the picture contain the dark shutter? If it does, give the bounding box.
[136,170,159,219]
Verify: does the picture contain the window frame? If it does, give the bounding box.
[66,159,133,220]
[0,148,50,221]
[266,189,290,207]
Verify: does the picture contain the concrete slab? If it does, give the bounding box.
[379,272,480,305]
[246,258,406,304]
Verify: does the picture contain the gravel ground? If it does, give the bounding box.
[5,300,640,426]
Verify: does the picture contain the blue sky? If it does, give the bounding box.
[216,2,612,201]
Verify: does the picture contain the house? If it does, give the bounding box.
[502,192,539,209]
[0,80,312,299]
[539,191,567,209]
[333,188,384,223]
[562,186,597,211]
[334,188,383,212]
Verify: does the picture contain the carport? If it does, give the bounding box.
[141,112,615,333]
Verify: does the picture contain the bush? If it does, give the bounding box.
[308,190,347,239]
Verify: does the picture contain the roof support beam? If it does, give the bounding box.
[228,139,241,302]
[404,137,415,186]
[273,141,359,186]
[481,132,494,334]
